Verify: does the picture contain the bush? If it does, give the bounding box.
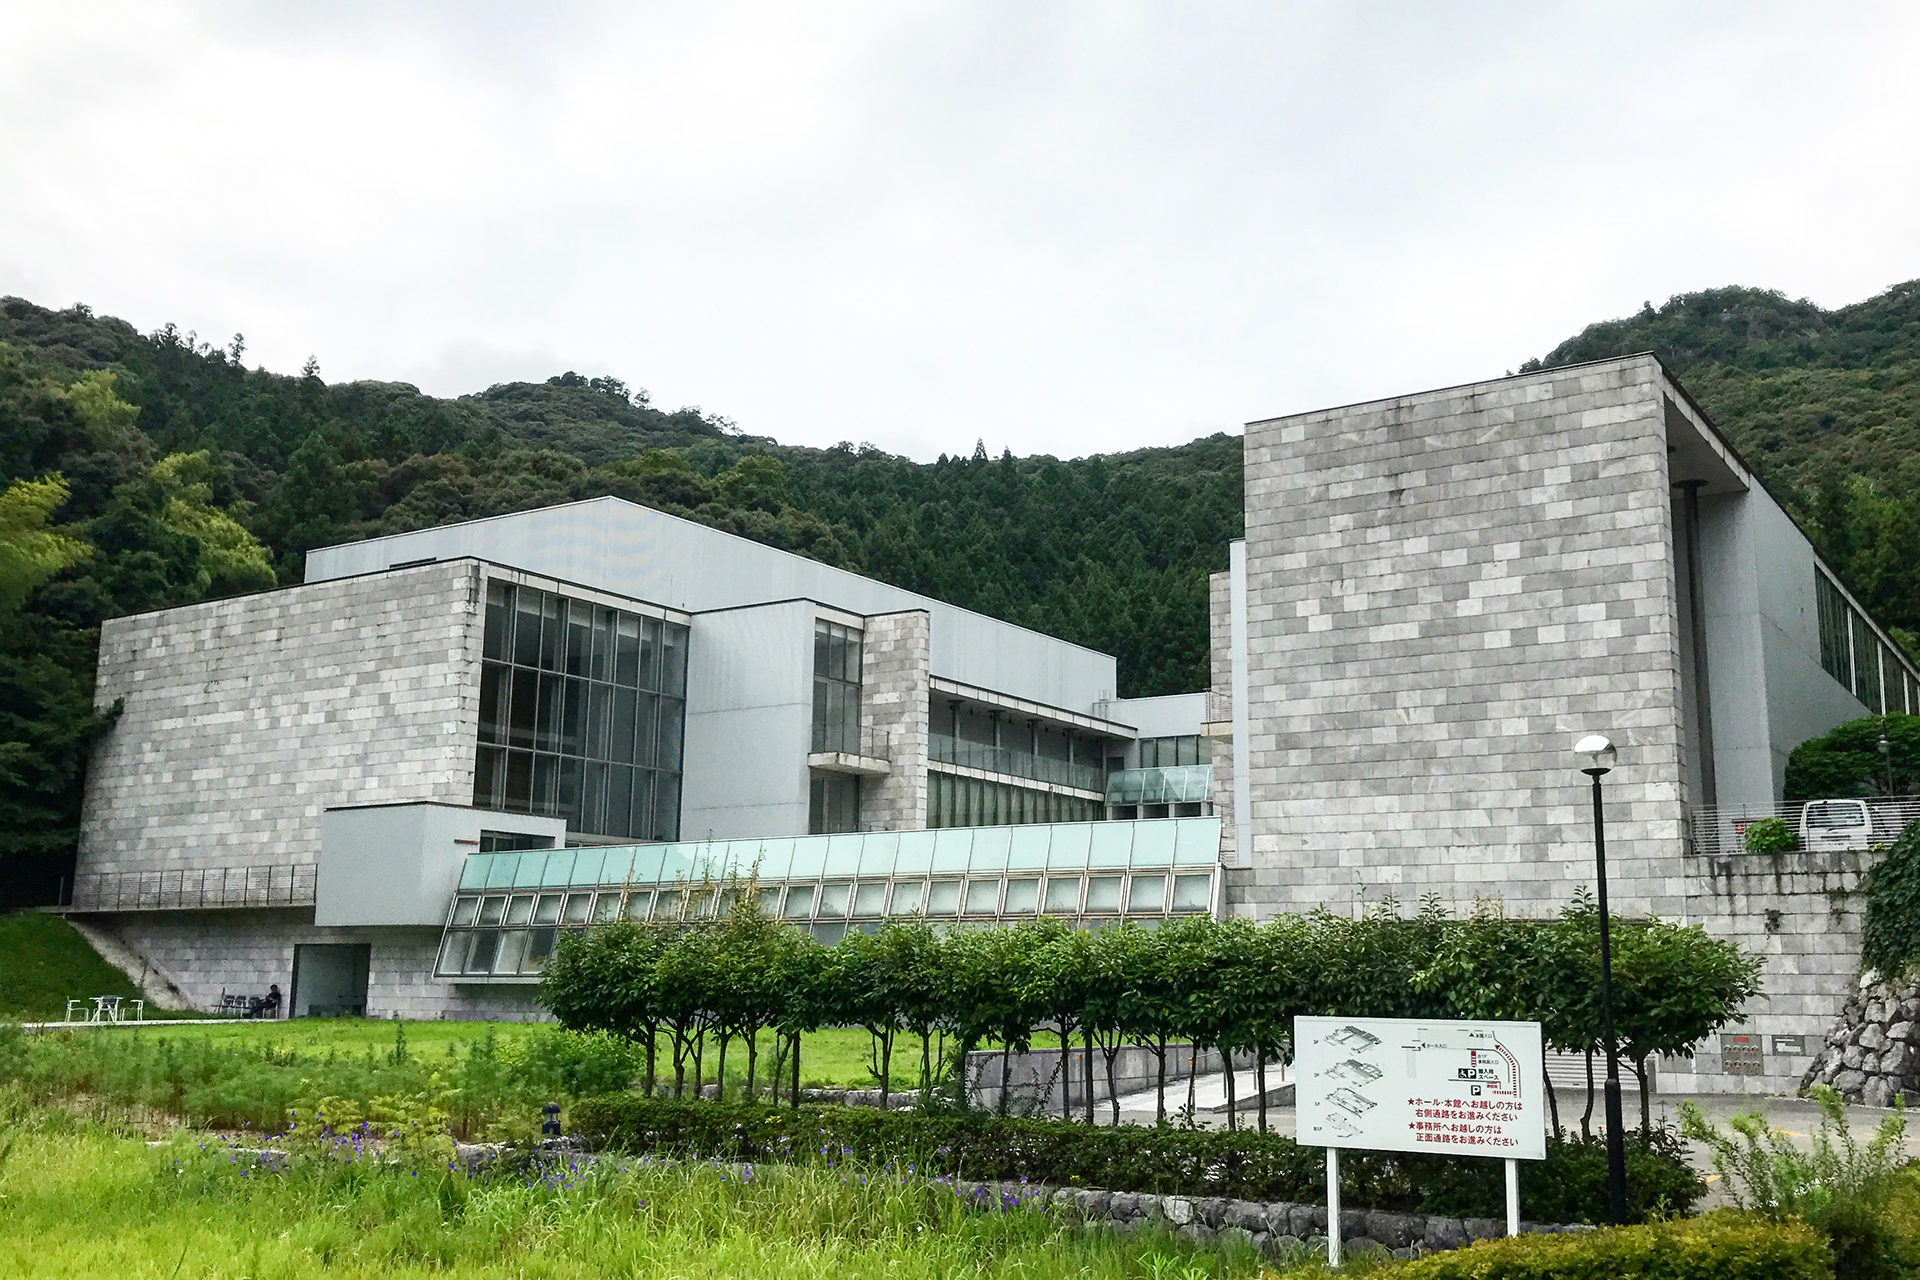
[1680,1085,1912,1279]
[1865,822,1920,975]
[1743,818,1799,853]
[570,1094,1703,1224]
[1387,1211,1831,1279]
[1785,714,1920,803]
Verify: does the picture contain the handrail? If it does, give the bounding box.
[68,864,318,912]
[928,732,1105,792]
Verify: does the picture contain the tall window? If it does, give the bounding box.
[474,580,688,841]
[812,620,862,754]
[1816,569,1853,690]
[810,773,860,834]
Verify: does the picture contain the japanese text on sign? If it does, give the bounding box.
[1293,1016,1547,1161]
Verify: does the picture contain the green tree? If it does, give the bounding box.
[1785,714,1920,802]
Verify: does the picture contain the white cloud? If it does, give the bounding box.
[2,1,1916,460]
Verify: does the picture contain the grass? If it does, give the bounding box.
[0,1098,1267,1279]
[0,913,159,1020]
[119,1019,917,1092]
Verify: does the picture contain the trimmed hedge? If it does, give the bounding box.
[1390,1212,1832,1279]
[569,1095,1703,1224]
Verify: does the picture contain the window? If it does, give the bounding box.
[1138,736,1204,768]
[474,580,687,841]
[928,771,1101,828]
[812,620,862,754]
[478,830,554,854]
[810,773,860,834]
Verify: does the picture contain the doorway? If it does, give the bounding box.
[291,944,370,1017]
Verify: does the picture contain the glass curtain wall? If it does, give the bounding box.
[1818,568,1920,715]
[474,580,688,841]
[812,621,862,753]
[929,771,1101,827]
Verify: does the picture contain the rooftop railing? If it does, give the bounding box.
[928,732,1105,793]
[68,864,317,913]
[1687,796,1920,858]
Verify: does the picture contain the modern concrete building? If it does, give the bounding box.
[69,354,1913,1093]
[1209,354,1920,1092]
[71,498,1213,1019]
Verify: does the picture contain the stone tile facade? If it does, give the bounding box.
[861,609,932,830]
[1231,356,1688,919]
[80,560,486,879]
[106,910,541,1021]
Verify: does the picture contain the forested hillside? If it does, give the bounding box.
[2,279,1917,905]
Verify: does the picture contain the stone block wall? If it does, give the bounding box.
[106,910,543,1020]
[1234,356,1689,919]
[80,561,486,879]
[1208,569,1239,869]
[861,609,931,831]
[1661,846,1870,1094]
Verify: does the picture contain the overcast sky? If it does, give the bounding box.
[4,3,1917,461]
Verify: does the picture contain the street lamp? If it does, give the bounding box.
[1879,732,1894,797]
[1574,732,1630,1226]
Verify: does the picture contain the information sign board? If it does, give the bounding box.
[1294,1016,1547,1162]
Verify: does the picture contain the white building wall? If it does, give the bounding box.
[302,497,1120,714]
[679,600,815,840]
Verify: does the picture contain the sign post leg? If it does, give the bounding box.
[1505,1157,1519,1237]
[1327,1146,1342,1266]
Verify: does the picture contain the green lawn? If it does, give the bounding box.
[0,912,171,1021]
[121,1018,914,1093]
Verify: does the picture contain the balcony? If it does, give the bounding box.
[1105,764,1213,807]
[929,732,1104,793]
[69,864,317,912]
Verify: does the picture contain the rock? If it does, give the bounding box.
[1223,1200,1269,1233]
[1834,1069,1868,1096]
[1464,1217,1506,1242]
[1194,1197,1230,1229]
[1343,1237,1389,1260]
[1865,1076,1898,1108]
[1861,1025,1889,1053]
[1368,1211,1422,1249]
[1868,999,1893,1026]
[1175,1223,1216,1244]
[1883,1044,1918,1076]
[1424,1218,1468,1250]
[1393,1247,1418,1260]
[1901,998,1920,1023]
[1074,1189,1110,1217]
[1288,1204,1325,1236]
[1891,1021,1920,1045]
[1845,1045,1869,1070]
[1339,1209,1370,1239]
[1161,1196,1193,1226]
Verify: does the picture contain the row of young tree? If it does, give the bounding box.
[542,892,1762,1137]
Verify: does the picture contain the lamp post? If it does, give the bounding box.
[1575,733,1629,1225]
[1880,732,1894,796]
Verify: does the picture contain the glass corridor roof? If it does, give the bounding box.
[458,816,1222,894]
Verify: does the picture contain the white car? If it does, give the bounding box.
[1800,798,1875,852]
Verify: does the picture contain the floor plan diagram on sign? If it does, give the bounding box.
[1293,1016,1547,1161]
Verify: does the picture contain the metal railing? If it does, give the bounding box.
[928,733,1105,793]
[1687,796,1920,859]
[68,864,317,912]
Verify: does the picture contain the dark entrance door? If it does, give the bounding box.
[290,944,370,1017]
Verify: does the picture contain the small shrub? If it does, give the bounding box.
[571,1094,1702,1223]
[1743,818,1799,853]
[1387,1211,1831,1279]
[1681,1084,1911,1278]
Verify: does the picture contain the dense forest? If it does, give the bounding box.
[2,279,1917,905]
